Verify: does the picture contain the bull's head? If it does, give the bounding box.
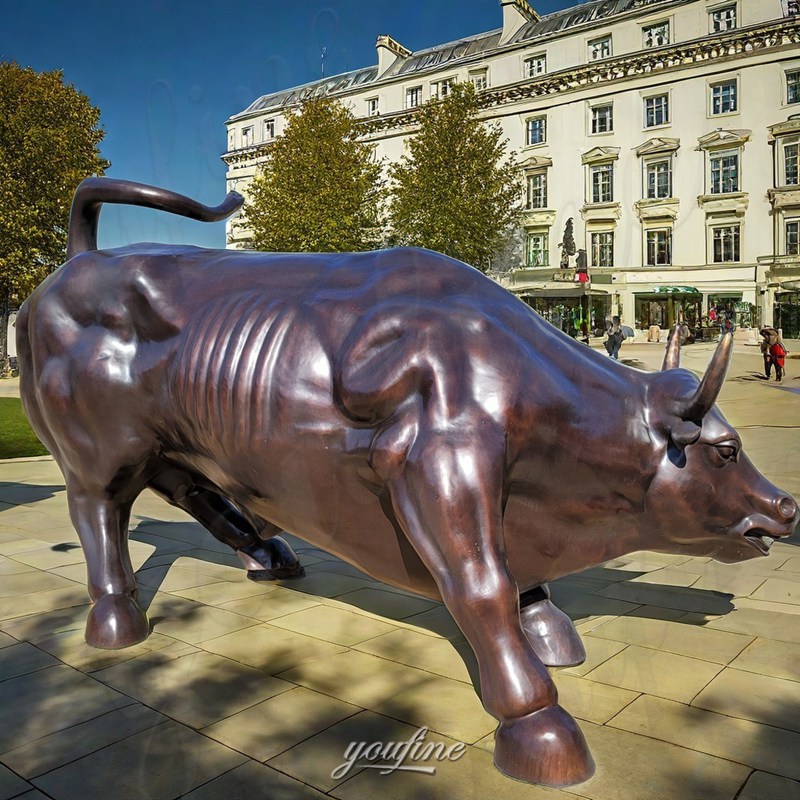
[646,329,798,563]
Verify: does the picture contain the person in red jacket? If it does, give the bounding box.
[761,327,788,382]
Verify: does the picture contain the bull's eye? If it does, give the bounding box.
[714,443,738,462]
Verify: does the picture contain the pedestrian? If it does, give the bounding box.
[605,315,625,360]
[760,327,788,382]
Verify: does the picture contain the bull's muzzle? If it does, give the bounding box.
[774,494,799,526]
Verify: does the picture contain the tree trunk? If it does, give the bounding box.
[0,291,11,377]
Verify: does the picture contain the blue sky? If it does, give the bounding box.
[2,0,575,250]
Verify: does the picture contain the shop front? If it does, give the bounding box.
[707,293,757,330]
[521,287,611,337]
[634,287,702,334]
[775,290,800,338]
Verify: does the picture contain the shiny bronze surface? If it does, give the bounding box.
[17,179,799,787]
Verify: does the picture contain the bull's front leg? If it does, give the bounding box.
[520,585,586,668]
[380,418,594,787]
[67,481,149,650]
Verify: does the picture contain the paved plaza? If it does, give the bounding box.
[0,340,798,800]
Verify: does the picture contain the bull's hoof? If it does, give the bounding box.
[246,564,306,582]
[237,536,304,581]
[85,593,149,650]
[521,599,586,667]
[494,705,595,787]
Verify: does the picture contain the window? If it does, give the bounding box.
[710,5,737,32]
[643,21,670,48]
[227,130,235,150]
[263,119,275,139]
[588,36,612,61]
[787,220,800,256]
[712,225,740,262]
[366,98,379,117]
[242,126,253,147]
[789,0,800,14]
[646,229,672,266]
[645,159,672,199]
[525,232,549,267]
[524,55,547,78]
[710,151,739,193]
[431,78,453,99]
[784,142,800,185]
[591,163,614,203]
[526,116,547,146]
[406,86,422,108]
[788,70,800,104]
[470,70,488,90]
[591,104,613,134]
[711,80,737,115]
[644,94,669,127]
[591,232,614,267]
[525,173,547,209]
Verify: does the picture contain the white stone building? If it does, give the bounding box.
[224,0,800,338]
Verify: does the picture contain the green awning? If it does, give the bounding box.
[652,286,701,294]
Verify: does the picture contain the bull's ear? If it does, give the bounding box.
[671,420,701,448]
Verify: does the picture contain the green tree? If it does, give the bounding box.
[246,97,383,253]
[0,61,109,371]
[388,82,520,273]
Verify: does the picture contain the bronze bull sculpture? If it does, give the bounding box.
[17,178,799,787]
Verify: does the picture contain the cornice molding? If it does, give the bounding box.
[519,154,553,169]
[635,136,680,157]
[768,117,800,141]
[582,146,621,165]
[696,129,752,150]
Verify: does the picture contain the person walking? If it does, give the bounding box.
[760,327,788,382]
[605,316,625,360]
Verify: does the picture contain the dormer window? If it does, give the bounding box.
[643,21,670,48]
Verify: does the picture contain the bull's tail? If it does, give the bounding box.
[67,177,245,259]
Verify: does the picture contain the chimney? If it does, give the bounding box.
[499,0,539,45]
[376,35,411,77]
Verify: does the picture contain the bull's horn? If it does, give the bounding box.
[662,325,681,371]
[676,333,733,420]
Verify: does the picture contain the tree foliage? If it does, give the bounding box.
[246,97,384,253]
[0,61,109,362]
[388,82,520,272]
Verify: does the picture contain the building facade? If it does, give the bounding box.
[224,0,800,337]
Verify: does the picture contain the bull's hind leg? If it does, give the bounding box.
[379,416,594,788]
[148,468,304,581]
[520,585,586,668]
[66,479,150,649]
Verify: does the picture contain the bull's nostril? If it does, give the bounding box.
[777,496,798,521]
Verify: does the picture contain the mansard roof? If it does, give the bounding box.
[509,0,681,44]
[230,0,686,121]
